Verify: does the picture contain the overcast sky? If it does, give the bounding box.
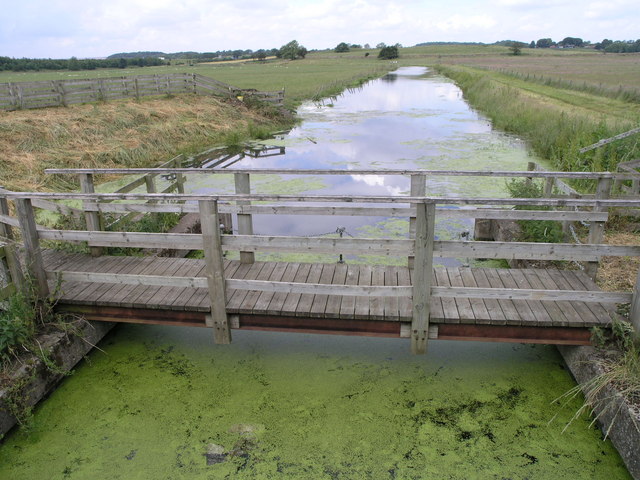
[1,0,638,58]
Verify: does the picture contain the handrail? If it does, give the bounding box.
[4,192,640,207]
[44,167,640,179]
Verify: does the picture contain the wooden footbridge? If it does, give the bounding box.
[2,167,640,354]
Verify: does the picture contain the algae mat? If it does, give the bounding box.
[0,325,630,479]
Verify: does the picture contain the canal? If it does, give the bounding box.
[0,67,630,479]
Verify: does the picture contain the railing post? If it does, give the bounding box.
[174,156,185,195]
[234,173,255,264]
[79,173,103,257]
[15,198,49,299]
[543,177,554,197]
[630,267,640,338]
[411,201,435,355]
[585,177,612,280]
[525,161,536,187]
[0,194,25,291]
[408,174,426,269]
[199,199,231,344]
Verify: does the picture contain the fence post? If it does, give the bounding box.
[234,173,255,264]
[15,198,49,299]
[174,155,185,195]
[199,199,231,344]
[0,194,25,290]
[585,177,612,280]
[408,174,426,269]
[411,201,435,355]
[79,173,103,257]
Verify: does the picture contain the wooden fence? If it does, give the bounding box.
[0,73,285,111]
[3,168,640,352]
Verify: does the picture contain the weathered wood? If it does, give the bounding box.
[199,200,230,344]
[15,198,49,298]
[79,173,103,257]
[408,174,426,268]
[585,178,612,279]
[0,195,24,290]
[234,173,254,264]
[44,167,640,180]
[411,202,435,354]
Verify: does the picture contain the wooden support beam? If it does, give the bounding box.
[15,198,49,298]
[408,174,426,269]
[411,201,435,354]
[234,173,255,264]
[199,200,231,344]
[79,173,103,257]
[586,178,612,280]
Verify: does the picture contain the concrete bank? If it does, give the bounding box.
[0,320,115,437]
[558,345,640,479]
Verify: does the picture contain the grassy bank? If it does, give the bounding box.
[0,94,292,191]
[431,64,640,176]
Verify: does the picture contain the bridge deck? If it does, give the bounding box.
[44,251,614,341]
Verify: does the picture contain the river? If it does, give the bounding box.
[0,67,630,479]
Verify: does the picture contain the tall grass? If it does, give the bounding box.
[434,65,640,179]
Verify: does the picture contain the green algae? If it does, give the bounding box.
[0,326,630,479]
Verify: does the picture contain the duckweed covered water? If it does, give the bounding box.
[0,327,630,479]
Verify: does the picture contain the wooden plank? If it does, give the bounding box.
[281,263,312,316]
[97,257,172,308]
[296,263,324,317]
[521,269,570,326]
[266,263,301,315]
[496,270,538,326]
[459,268,490,322]
[369,267,386,321]
[309,263,337,318]
[470,268,505,324]
[354,265,372,320]
[397,267,413,321]
[447,268,475,321]
[252,261,289,315]
[144,258,201,309]
[483,269,521,324]
[62,256,136,305]
[546,269,601,326]
[533,269,583,326]
[162,261,207,311]
[124,258,181,308]
[384,266,400,321]
[224,278,412,297]
[324,263,347,318]
[339,264,360,320]
[238,262,278,314]
[192,260,242,311]
[225,261,266,313]
[557,270,613,325]
[508,269,553,325]
[76,256,147,306]
[434,268,458,322]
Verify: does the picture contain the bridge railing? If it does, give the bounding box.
[2,178,640,351]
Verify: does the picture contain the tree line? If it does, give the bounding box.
[0,56,165,72]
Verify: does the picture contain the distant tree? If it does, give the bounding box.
[536,38,554,48]
[364,43,370,49]
[279,40,307,60]
[595,38,613,50]
[529,41,535,48]
[350,44,362,49]
[508,41,527,55]
[378,45,399,59]
[559,37,583,48]
[335,42,350,53]
[254,49,267,61]
[376,42,386,49]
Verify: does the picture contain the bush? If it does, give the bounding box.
[506,178,564,243]
[378,45,399,60]
[0,292,36,364]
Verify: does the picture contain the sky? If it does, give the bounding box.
[1,0,638,58]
